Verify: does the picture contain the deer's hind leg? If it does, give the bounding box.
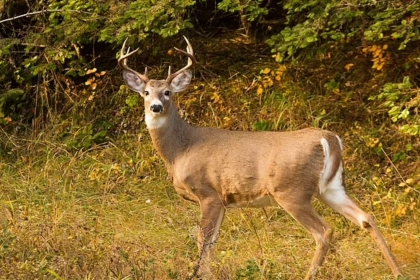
[274,193,333,280]
[318,180,402,277]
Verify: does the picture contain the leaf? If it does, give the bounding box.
[252,120,271,131]
[257,87,264,95]
[262,77,273,88]
[125,95,140,108]
[273,52,282,62]
[86,68,97,74]
[373,49,382,57]
[261,68,271,74]
[406,178,414,185]
[344,63,354,71]
[95,71,106,77]
[85,77,95,85]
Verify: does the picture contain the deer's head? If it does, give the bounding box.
[119,37,195,129]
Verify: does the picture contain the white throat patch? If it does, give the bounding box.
[145,113,167,130]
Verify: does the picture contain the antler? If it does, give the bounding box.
[166,36,196,83]
[118,38,149,82]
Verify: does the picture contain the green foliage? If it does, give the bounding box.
[61,120,113,150]
[218,0,268,22]
[252,120,272,131]
[235,259,277,279]
[125,94,140,109]
[266,0,420,61]
[45,0,195,45]
[364,2,420,50]
[0,89,26,124]
[0,0,195,133]
[98,0,195,43]
[370,77,420,136]
[323,79,340,94]
[236,259,260,278]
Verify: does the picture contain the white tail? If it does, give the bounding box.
[119,37,402,279]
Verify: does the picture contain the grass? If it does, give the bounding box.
[1,34,420,279]
[1,127,419,279]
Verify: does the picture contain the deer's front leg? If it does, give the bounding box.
[196,199,225,279]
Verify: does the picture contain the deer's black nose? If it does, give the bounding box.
[150,104,163,113]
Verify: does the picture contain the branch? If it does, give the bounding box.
[0,9,93,24]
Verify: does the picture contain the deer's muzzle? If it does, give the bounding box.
[150,104,163,113]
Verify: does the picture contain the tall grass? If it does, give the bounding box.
[1,137,419,279]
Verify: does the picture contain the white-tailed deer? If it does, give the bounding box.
[118,37,402,279]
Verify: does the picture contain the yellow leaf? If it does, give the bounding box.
[372,200,381,206]
[374,49,382,57]
[85,78,95,85]
[262,68,271,74]
[95,71,106,77]
[273,53,282,62]
[406,178,414,185]
[211,92,221,102]
[86,68,97,74]
[257,87,264,95]
[344,63,354,71]
[262,77,273,88]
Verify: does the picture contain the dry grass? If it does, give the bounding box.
[1,133,419,279]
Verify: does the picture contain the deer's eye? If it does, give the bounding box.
[144,91,149,96]
[164,90,170,96]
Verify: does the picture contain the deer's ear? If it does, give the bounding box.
[122,70,146,93]
[170,70,192,93]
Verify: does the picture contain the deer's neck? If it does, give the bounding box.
[147,107,193,169]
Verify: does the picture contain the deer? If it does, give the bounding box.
[118,37,402,279]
